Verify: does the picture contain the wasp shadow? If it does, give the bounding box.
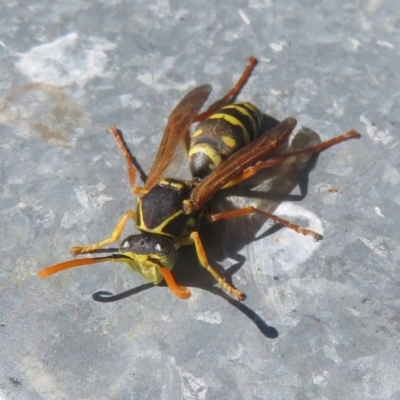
[204,126,322,266]
[91,124,323,340]
[91,245,278,339]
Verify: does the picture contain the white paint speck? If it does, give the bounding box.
[360,115,393,145]
[194,311,222,325]
[74,184,113,209]
[15,33,116,87]
[181,372,208,400]
[349,307,361,317]
[137,72,196,92]
[238,9,250,25]
[270,89,285,96]
[383,165,400,187]
[374,207,385,217]
[119,94,143,109]
[326,101,344,118]
[75,186,90,209]
[347,37,361,51]
[312,371,329,386]
[359,237,387,258]
[90,155,102,164]
[249,0,272,8]
[323,345,343,363]
[270,42,285,52]
[377,40,394,49]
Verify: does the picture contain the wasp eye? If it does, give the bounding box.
[155,243,166,254]
[121,239,131,249]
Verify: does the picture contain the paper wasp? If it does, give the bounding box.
[38,57,360,301]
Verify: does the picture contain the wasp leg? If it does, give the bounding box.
[71,210,136,255]
[158,266,191,300]
[206,207,322,241]
[223,130,361,188]
[108,126,144,196]
[184,57,258,155]
[193,56,258,122]
[189,231,246,301]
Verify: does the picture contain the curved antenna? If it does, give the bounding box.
[37,255,130,278]
[38,255,191,300]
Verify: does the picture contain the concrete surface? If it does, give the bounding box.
[0,0,399,399]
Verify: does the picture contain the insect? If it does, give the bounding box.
[38,57,360,301]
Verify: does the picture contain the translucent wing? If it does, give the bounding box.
[144,84,212,191]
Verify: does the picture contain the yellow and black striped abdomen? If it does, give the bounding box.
[189,102,263,179]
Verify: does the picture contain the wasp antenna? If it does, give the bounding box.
[37,256,118,278]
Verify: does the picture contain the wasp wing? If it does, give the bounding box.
[144,84,212,191]
[190,117,297,209]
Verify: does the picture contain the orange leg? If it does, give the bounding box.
[193,56,258,122]
[223,130,360,188]
[108,126,144,196]
[158,267,191,299]
[206,207,323,241]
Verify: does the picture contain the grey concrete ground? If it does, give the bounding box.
[0,1,399,399]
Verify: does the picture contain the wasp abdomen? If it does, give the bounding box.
[189,102,263,179]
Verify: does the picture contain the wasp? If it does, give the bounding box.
[38,57,360,301]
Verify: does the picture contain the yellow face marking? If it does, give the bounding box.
[209,113,251,144]
[121,252,164,283]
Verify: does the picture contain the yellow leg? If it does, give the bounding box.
[189,231,246,301]
[71,210,136,255]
